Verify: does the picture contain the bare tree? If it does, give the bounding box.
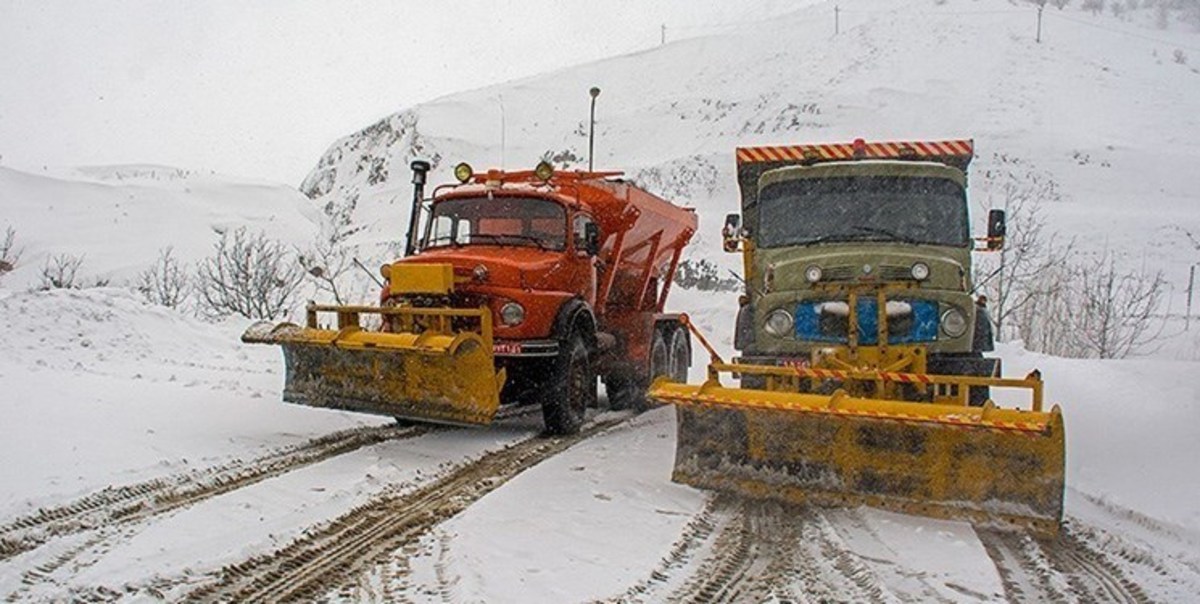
[1070,252,1167,358]
[40,254,85,289]
[195,227,305,320]
[136,247,190,308]
[974,162,1074,341]
[0,226,19,280]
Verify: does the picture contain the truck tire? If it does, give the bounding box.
[541,332,595,435]
[666,326,690,383]
[608,323,684,412]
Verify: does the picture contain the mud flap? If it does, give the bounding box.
[656,379,1065,537]
[244,317,505,427]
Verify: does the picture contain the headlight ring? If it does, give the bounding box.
[764,308,794,337]
[500,302,525,326]
[940,307,968,338]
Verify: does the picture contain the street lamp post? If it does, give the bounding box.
[588,87,601,172]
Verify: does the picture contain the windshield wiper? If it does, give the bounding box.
[851,225,923,245]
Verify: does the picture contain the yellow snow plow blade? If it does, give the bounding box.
[243,304,505,426]
[653,364,1065,537]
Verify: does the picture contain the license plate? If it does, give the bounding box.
[493,342,523,355]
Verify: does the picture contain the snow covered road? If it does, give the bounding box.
[2,289,1199,602]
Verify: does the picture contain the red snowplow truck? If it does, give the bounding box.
[245,160,697,434]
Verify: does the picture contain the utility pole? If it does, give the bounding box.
[1188,264,1196,331]
[588,87,601,172]
[661,24,666,45]
[1036,5,1044,43]
[835,6,840,35]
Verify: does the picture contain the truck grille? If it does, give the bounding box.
[820,265,913,282]
[794,299,938,344]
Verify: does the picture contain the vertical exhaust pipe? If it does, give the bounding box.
[405,160,431,257]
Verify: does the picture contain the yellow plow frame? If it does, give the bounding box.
[243,303,506,426]
[651,317,1065,537]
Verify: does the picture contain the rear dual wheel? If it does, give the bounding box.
[608,324,689,411]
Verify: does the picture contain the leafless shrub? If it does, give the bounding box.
[0,226,19,280]
[1069,252,1167,358]
[195,227,305,320]
[1081,0,1106,14]
[1175,49,1188,65]
[1051,0,1071,8]
[136,247,190,308]
[298,230,356,305]
[40,254,85,289]
[1156,3,1170,28]
[1014,263,1079,356]
[674,258,740,292]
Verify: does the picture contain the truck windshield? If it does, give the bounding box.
[757,176,969,248]
[424,196,567,251]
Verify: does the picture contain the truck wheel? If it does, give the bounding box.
[606,327,669,412]
[666,326,690,383]
[541,332,595,435]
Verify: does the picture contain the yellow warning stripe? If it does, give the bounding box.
[790,366,934,384]
[736,139,974,164]
[654,390,1051,436]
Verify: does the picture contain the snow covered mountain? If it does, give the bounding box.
[301,0,1200,292]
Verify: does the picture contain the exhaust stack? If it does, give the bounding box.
[405,160,431,257]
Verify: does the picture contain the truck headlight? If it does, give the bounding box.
[764,308,794,337]
[805,265,823,283]
[940,307,968,338]
[911,262,930,281]
[500,302,525,326]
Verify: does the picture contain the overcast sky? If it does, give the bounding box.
[0,1,797,185]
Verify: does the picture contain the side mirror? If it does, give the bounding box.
[722,213,742,253]
[584,222,601,256]
[987,209,1006,250]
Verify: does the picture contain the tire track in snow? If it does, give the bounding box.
[0,422,433,563]
[1047,525,1152,604]
[663,497,759,603]
[981,522,1157,604]
[1065,517,1200,601]
[612,497,896,604]
[801,509,896,603]
[978,529,1071,603]
[184,413,633,603]
[603,496,722,603]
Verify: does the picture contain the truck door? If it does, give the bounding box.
[571,213,599,305]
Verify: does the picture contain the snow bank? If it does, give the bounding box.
[0,288,384,517]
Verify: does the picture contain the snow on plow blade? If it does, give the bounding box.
[243,304,505,426]
[653,374,1065,537]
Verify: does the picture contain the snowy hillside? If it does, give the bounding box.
[0,164,319,291]
[301,0,1200,297]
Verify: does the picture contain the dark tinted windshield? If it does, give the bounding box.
[425,196,566,251]
[757,176,969,248]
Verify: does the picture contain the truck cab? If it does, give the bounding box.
[728,140,1004,397]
